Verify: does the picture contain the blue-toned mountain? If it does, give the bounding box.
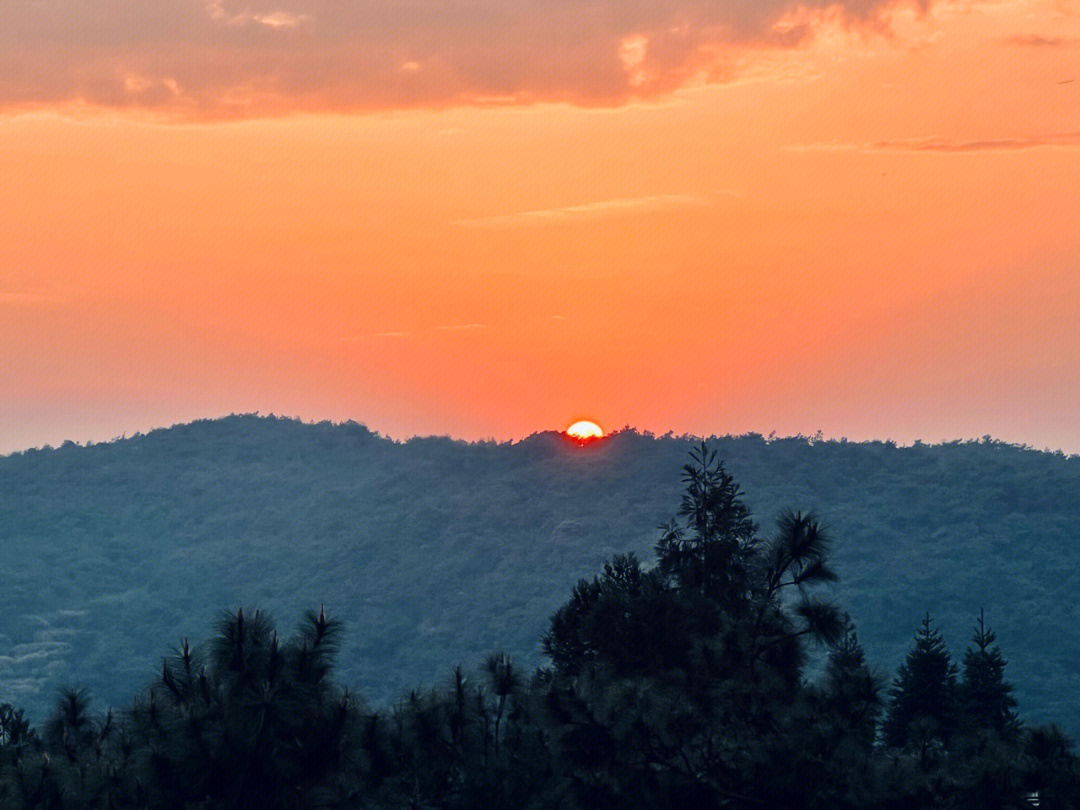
[1,416,1076,731]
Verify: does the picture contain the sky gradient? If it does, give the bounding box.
[2,0,1079,454]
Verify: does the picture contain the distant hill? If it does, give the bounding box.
[1,415,1078,731]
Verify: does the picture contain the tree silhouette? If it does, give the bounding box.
[1022,725,1080,809]
[3,443,1080,808]
[797,627,884,809]
[959,609,1020,740]
[540,443,847,808]
[821,627,883,751]
[884,613,960,759]
[126,607,361,810]
[655,442,757,607]
[483,651,521,766]
[0,703,33,749]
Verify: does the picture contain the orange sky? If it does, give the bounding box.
[2,0,1079,453]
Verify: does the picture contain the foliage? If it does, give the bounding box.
[0,445,1078,808]
[959,610,1020,740]
[883,614,960,755]
[3,417,1080,733]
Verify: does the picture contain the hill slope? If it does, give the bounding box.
[1,416,1077,730]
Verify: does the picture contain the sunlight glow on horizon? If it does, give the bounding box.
[565,421,605,442]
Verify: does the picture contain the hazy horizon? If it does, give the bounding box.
[3,412,1078,458]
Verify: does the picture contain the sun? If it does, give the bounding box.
[565,420,604,442]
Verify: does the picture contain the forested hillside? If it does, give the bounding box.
[1,415,1077,732]
[1,446,1075,809]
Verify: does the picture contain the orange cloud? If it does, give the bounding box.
[1003,34,1080,47]
[0,0,933,118]
[454,194,710,228]
[789,132,1080,152]
[0,286,82,307]
[872,133,1080,151]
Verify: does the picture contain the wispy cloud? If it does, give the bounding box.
[342,331,411,343]
[347,325,490,341]
[0,287,80,307]
[207,2,308,29]
[435,323,488,331]
[1002,34,1080,48]
[787,132,1080,153]
[782,141,862,152]
[872,132,1080,152]
[455,193,708,228]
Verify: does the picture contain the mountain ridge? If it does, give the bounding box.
[2,414,1078,731]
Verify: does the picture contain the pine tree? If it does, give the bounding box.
[540,444,846,808]
[127,607,360,810]
[959,609,1019,740]
[822,628,882,751]
[883,613,960,754]
[797,627,884,810]
[654,442,758,608]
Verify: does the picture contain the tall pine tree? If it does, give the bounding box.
[959,609,1020,740]
[884,613,959,754]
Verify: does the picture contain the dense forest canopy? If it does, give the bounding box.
[0,443,1076,809]
[1,415,1078,734]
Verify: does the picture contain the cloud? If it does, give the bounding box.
[0,287,80,307]
[787,132,1080,152]
[1003,34,1080,48]
[252,11,307,29]
[782,140,863,152]
[0,650,54,665]
[872,132,1080,151]
[0,291,61,306]
[456,193,709,228]
[0,0,931,118]
[207,2,308,29]
[347,325,490,342]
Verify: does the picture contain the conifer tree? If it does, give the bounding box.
[822,628,882,751]
[0,703,32,749]
[884,613,960,754]
[541,444,844,808]
[654,442,758,608]
[959,609,1019,740]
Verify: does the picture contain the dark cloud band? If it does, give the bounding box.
[2,0,919,117]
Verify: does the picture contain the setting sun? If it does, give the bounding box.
[565,421,604,441]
